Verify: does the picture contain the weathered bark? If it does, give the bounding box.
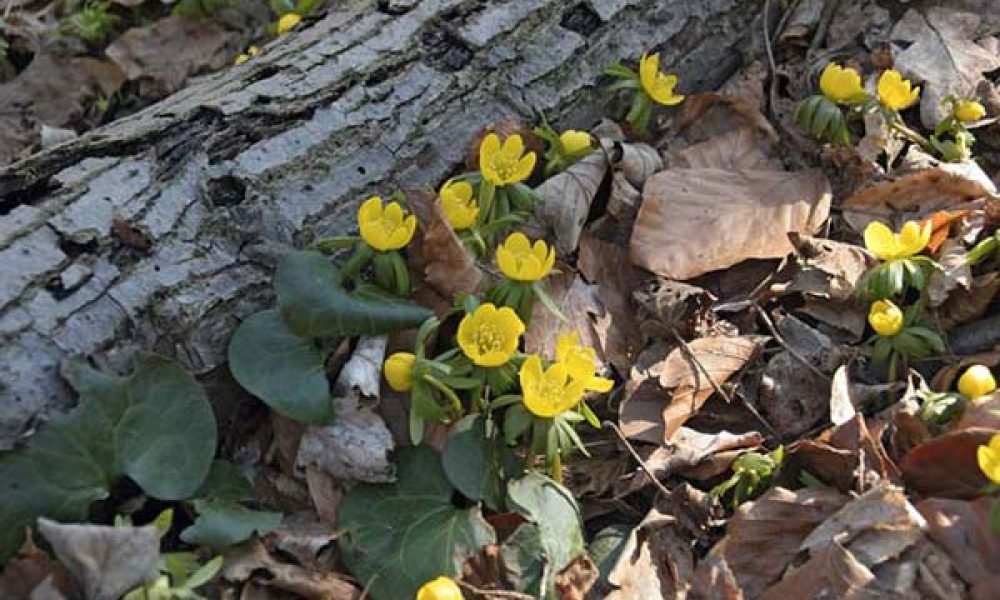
[0,0,762,448]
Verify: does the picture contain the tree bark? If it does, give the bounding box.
[0,0,763,448]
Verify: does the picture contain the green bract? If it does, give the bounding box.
[794,95,852,146]
[0,355,217,562]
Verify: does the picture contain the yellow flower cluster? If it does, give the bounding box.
[520,332,612,418]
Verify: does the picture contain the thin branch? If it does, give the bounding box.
[753,303,831,382]
[457,581,536,600]
[602,420,673,499]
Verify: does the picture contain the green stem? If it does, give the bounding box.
[890,119,934,153]
[479,180,496,225]
[888,351,900,383]
[549,452,563,484]
[424,374,463,416]
[341,243,374,281]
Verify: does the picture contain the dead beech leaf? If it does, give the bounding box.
[633,278,717,340]
[577,235,645,375]
[757,541,875,600]
[606,171,641,220]
[783,234,876,303]
[674,93,780,144]
[106,16,233,96]
[554,555,598,600]
[224,539,360,600]
[607,509,694,600]
[406,189,483,298]
[613,142,662,188]
[671,125,780,171]
[902,428,995,499]
[842,161,997,232]
[924,210,972,254]
[955,394,1000,431]
[534,152,609,255]
[917,497,1000,594]
[0,534,76,600]
[658,336,759,440]
[778,440,858,492]
[705,487,849,598]
[619,373,668,444]
[37,518,159,600]
[936,272,1000,330]
[690,554,745,600]
[799,484,923,568]
[631,168,831,280]
[524,271,606,369]
[264,512,341,573]
[630,428,764,489]
[927,239,971,307]
[891,8,1000,128]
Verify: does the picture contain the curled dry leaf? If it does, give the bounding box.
[631,168,831,280]
[295,336,395,483]
[841,161,997,232]
[224,539,360,600]
[606,509,695,600]
[613,142,663,188]
[533,152,609,255]
[37,518,159,600]
[917,497,1000,597]
[757,541,875,600]
[783,233,876,303]
[935,272,1000,331]
[778,439,858,492]
[629,428,764,490]
[798,483,924,568]
[658,336,759,441]
[702,487,849,598]
[902,428,995,499]
[406,189,483,298]
[828,414,903,484]
[606,171,641,221]
[890,8,1000,128]
[690,554,745,600]
[577,234,646,375]
[829,365,858,426]
[927,239,971,307]
[106,16,233,97]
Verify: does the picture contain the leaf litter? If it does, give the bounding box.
[6,0,1000,599]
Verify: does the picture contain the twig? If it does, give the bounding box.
[806,0,842,60]
[457,581,536,599]
[602,420,673,499]
[752,303,831,382]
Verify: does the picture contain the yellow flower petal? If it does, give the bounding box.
[957,365,997,399]
[416,576,463,600]
[954,100,986,123]
[383,352,416,392]
[276,13,301,35]
[977,437,1000,484]
[559,130,592,155]
[868,299,904,337]
[586,375,614,393]
[500,134,525,162]
[897,220,930,257]
[819,63,865,105]
[863,221,898,260]
[877,70,920,111]
[638,52,684,106]
[480,133,534,186]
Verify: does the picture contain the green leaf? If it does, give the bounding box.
[275,250,432,338]
[0,355,216,562]
[502,523,545,595]
[442,415,510,510]
[195,460,255,503]
[588,523,631,587]
[228,309,334,423]
[506,472,585,592]
[180,500,281,549]
[339,446,496,599]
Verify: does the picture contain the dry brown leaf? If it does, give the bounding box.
[533,152,609,254]
[674,93,780,145]
[523,271,606,368]
[631,168,831,280]
[705,487,849,598]
[606,171,641,220]
[264,512,340,573]
[797,298,868,341]
[671,125,780,171]
[855,103,902,167]
[690,554,745,600]
[778,440,859,492]
[303,467,341,524]
[37,518,159,600]
[577,234,646,375]
[783,234,876,303]
[106,16,233,96]
[613,142,663,188]
[927,239,972,307]
[955,394,1000,431]
[554,555,598,600]
[918,497,1000,595]
[407,189,483,298]
[606,509,695,600]
[930,352,1000,392]
[891,8,1000,128]
[629,428,763,491]
[658,336,759,440]
[757,541,875,600]
[828,414,903,483]
[0,534,76,600]
[632,278,717,340]
[798,483,923,568]
[841,161,997,232]
[902,428,996,499]
[619,372,668,444]
[924,210,973,254]
[224,539,360,600]
[935,272,1000,330]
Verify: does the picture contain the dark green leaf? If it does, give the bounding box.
[195,460,255,503]
[588,523,631,587]
[228,309,334,423]
[180,501,281,548]
[275,251,432,338]
[339,446,495,599]
[0,355,216,562]
[501,523,545,595]
[442,415,509,510]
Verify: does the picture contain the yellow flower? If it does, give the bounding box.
[235,46,260,65]
[818,63,865,105]
[638,52,685,106]
[559,130,592,156]
[863,220,931,261]
[496,232,555,282]
[877,70,920,111]
[479,133,536,186]
[958,364,997,399]
[977,433,1000,485]
[277,13,301,34]
[556,332,613,393]
[383,352,416,392]
[868,300,904,337]
[457,303,524,367]
[357,196,417,252]
[416,577,462,600]
[954,99,986,123]
[520,355,587,418]
[439,179,479,231]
